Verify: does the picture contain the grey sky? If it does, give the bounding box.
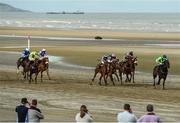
[0,0,179,12]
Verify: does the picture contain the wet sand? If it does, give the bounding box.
[0,34,180,122]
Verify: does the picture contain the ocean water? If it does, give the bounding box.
[0,12,180,32]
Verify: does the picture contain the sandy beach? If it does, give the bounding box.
[1,27,180,40]
[0,27,180,121]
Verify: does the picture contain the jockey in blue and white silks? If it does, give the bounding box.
[22,48,30,58]
[20,48,30,63]
[39,49,48,60]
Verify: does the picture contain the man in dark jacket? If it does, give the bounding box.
[15,98,29,123]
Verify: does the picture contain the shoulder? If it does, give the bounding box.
[75,113,80,121]
[29,107,41,113]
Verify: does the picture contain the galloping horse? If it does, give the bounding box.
[16,57,30,80]
[118,60,125,84]
[91,63,109,86]
[122,57,138,83]
[29,57,51,83]
[106,59,120,84]
[91,59,119,86]
[131,57,138,83]
[153,60,170,89]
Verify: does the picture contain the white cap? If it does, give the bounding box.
[111,53,116,57]
[25,48,29,51]
[42,48,46,51]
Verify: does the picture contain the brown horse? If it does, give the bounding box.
[29,57,51,83]
[91,63,109,86]
[105,59,120,84]
[131,57,138,83]
[91,59,119,86]
[122,57,138,83]
[16,57,30,80]
[117,60,125,84]
[153,60,170,89]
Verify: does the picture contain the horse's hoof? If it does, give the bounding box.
[98,82,101,86]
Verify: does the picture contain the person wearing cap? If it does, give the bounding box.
[155,54,168,70]
[28,51,40,69]
[124,51,134,60]
[39,49,48,59]
[28,99,44,122]
[137,104,161,123]
[156,55,168,65]
[107,53,117,63]
[101,55,108,64]
[15,98,29,123]
[20,48,30,63]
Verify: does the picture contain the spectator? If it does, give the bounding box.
[15,97,29,123]
[75,105,93,123]
[117,104,137,123]
[137,104,161,123]
[28,99,44,122]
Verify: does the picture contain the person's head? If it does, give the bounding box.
[21,98,28,105]
[31,99,37,107]
[146,104,154,112]
[124,104,131,111]
[111,53,116,57]
[129,51,133,56]
[24,48,29,52]
[162,54,167,59]
[80,105,88,113]
[103,55,107,59]
[42,48,46,52]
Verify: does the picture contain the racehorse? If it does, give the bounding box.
[16,57,30,80]
[91,59,119,86]
[153,60,170,89]
[91,63,109,86]
[122,57,138,83]
[29,57,51,83]
[118,60,125,84]
[131,57,138,83]
[106,59,120,84]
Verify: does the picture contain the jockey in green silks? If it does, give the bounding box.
[156,55,168,65]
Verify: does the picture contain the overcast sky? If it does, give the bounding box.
[0,0,179,12]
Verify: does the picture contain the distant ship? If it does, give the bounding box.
[46,11,84,14]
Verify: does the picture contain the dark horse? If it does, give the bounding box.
[121,57,138,83]
[91,59,119,86]
[29,57,51,83]
[153,60,170,89]
[16,57,30,80]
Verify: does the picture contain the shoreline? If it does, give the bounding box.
[0,26,180,41]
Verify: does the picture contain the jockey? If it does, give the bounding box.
[156,55,168,65]
[39,48,48,57]
[101,55,108,64]
[39,48,48,60]
[125,51,134,59]
[20,48,30,62]
[29,51,40,68]
[107,53,116,63]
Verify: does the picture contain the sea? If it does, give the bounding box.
[0,12,180,32]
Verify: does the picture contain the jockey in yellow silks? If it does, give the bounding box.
[29,51,40,69]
